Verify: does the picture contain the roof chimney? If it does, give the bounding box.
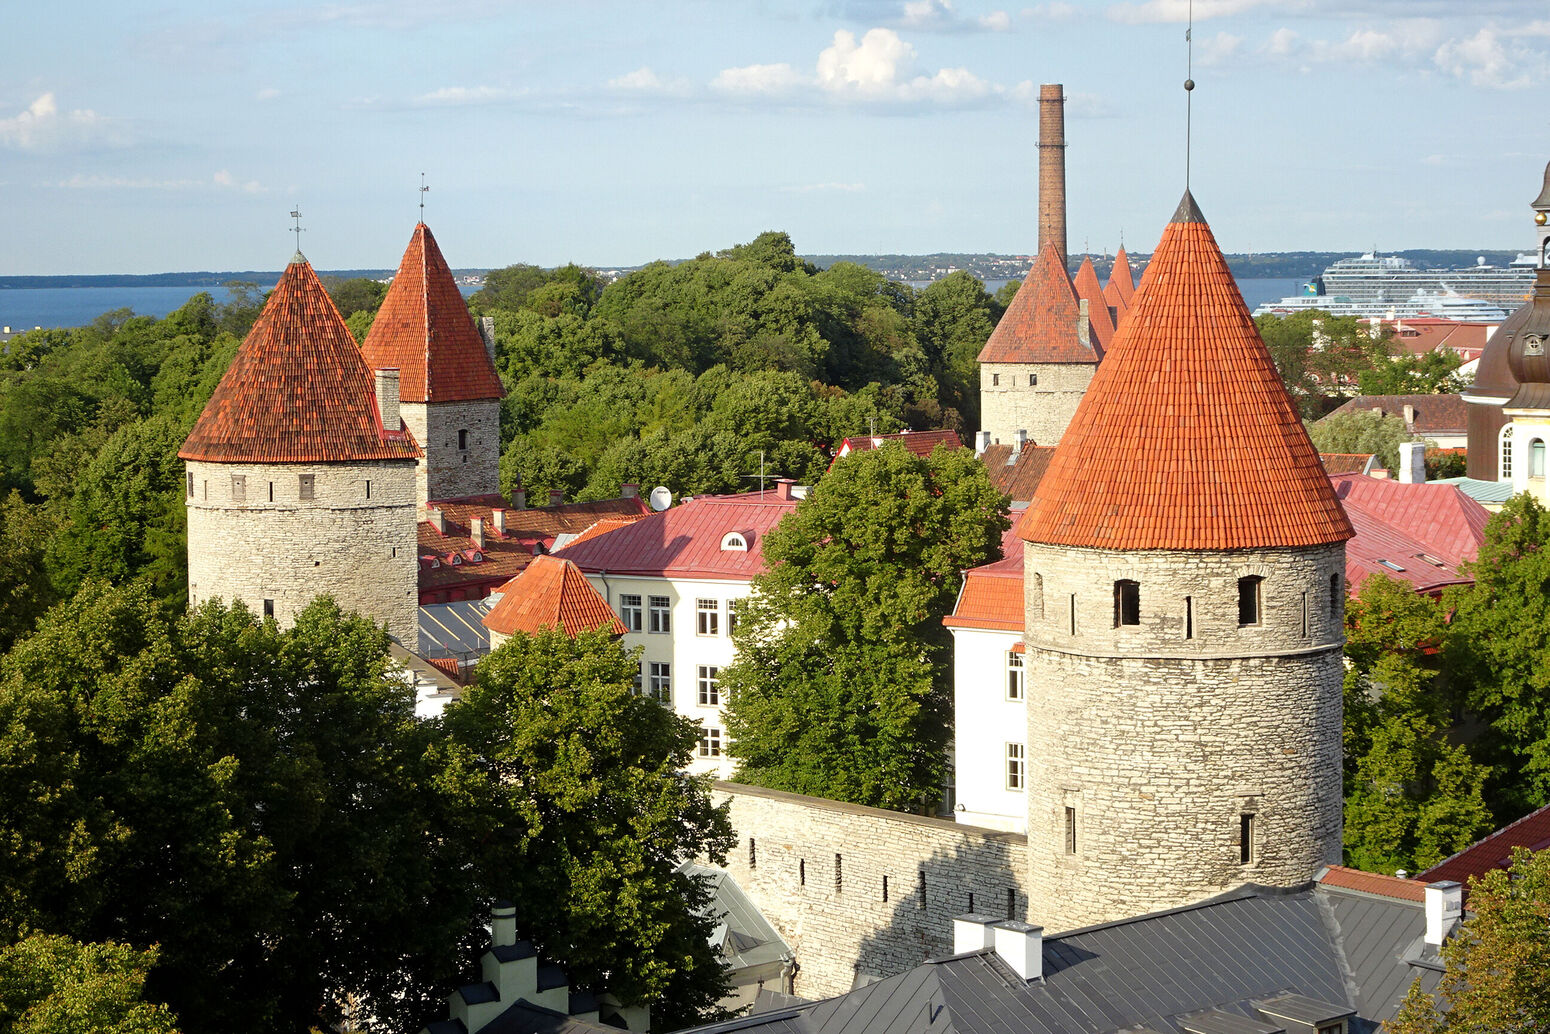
[976,430,991,454]
[1425,880,1463,946]
[1010,429,1027,464]
[480,315,497,368]
[471,516,485,550]
[492,900,517,947]
[775,478,796,501]
[374,367,401,432]
[952,914,997,955]
[429,506,446,534]
[512,487,526,510]
[1077,297,1090,346]
[621,483,639,499]
[1038,84,1067,268]
[490,508,506,534]
[1403,403,1416,426]
[992,920,1043,982]
[549,489,564,507]
[1398,441,1427,484]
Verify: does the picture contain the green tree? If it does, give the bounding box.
[1257,310,1395,419]
[912,271,996,430]
[0,491,56,654]
[470,263,550,313]
[1358,348,1466,396]
[440,626,736,1031]
[1307,408,1421,474]
[0,934,179,1034]
[722,443,1009,810]
[323,275,388,318]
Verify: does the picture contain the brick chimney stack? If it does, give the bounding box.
[1038,83,1067,267]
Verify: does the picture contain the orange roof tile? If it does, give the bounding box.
[829,429,962,469]
[1109,246,1136,306]
[180,256,420,464]
[1018,192,1354,551]
[360,223,505,404]
[1317,865,1426,903]
[1073,256,1115,352]
[944,526,1025,631]
[977,242,1101,365]
[564,514,649,548]
[1320,453,1377,475]
[482,555,625,638]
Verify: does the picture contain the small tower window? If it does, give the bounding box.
[262,598,274,619]
[1330,572,1342,621]
[186,472,194,498]
[1113,579,1140,627]
[231,475,246,502]
[1030,572,1044,620]
[1500,424,1514,480]
[1184,596,1195,639]
[299,474,315,500]
[1068,593,1077,635]
[1064,807,1078,854]
[991,373,1000,386]
[268,481,274,502]
[458,429,469,450]
[1532,439,1546,479]
[1237,576,1263,627]
[1240,813,1256,864]
[365,479,372,499]
[1029,373,1038,386]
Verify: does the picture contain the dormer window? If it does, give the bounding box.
[469,551,483,563]
[449,553,462,565]
[721,532,749,552]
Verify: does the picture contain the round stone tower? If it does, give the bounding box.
[180,253,422,651]
[1018,192,1353,932]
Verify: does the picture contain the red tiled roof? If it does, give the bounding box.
[1326,394,1468,435]
[1109,246,1136,307]
[830,430,962,469]
[180,257,420,463]
[944,524,1024,631]
[979,444,1058,504]
[482,555,626,638]
[1332,473,1488,595]
[1321,453,1377,475]
[1384,318,1492,359]
[977,242,1101,365]
[556,491,800,580]
[1019,192,1354,551]
[565,514,650,548]
[360,223,505,404]
[1418,802,1550,895]
[1318,865,1426,902]
[1073,256,1115,353]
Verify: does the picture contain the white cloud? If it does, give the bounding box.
[1023,2,1079,20]
[817,28,918,94]
[1266,27,1299,55]
[979,10,1012,30]
[256,87,280,101]
[1107,0,1287,24]
[711,63,806,95]
[610,67,664,90]
[414,85,517,105]
[213,169,265,193]
[59,169,265,192]
[1434,27,1535,89]
[0,93,123,152]
[897,0,1011,33]
[1195,30,1243,65]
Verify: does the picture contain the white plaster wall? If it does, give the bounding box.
[1507,412,1550,503]
[949,627,1027,832]
[585,573,753,778]
[185,458,420,652]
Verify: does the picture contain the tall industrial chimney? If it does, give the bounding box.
[1038,83,1067,267]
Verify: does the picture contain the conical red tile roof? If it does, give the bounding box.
[977,242,1101,364]
[1018,192,1353,550]
[180,256,419,463]
[1073,256,1115,352]
[361,223,504,403]
[482,555,625,638]
[1109,246,1136,305]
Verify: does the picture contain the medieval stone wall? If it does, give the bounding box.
[1021,541,1346,931]
[185,458,420,651]
[979,361,1094,448]
[401,398,502,506]
[713,783,1030,1000]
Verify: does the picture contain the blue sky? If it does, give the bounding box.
[4,0,1549,274]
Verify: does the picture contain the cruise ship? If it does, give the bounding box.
[1252,252,1534,320]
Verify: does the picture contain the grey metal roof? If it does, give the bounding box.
[675,883,1439,1034]
[681,862,793,974]
[419,599,494,660]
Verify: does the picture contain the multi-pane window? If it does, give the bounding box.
[1238,576,1263,626]
[1005,651,1025,700]
[698,727,723,757]
[697,665,720,706]
[1501,425,1514,479]
[1005,743,1025,790]
[696,598,720,636]
[231,475,246,502]
[991,373,1000,386]
[648,595,671,633]
[1533,439,1546,478]
[619,594,643,632]
[299,474,315,500]
[633,664,644,695]
[648,661,671,702]
[728,604,739,637]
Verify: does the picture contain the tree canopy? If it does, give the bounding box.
[1307,408,1423,474]
[722,443,1009,811]
[0,934,179,1034]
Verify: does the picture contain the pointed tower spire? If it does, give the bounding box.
[978,243,1097,365]
[1019,192,1353,550]
[1072,255,1114,352]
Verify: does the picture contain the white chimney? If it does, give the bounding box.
[1077,297,1090,344]
[952,913,996,955]
[374,367,401,431]
[512,487,526,510]
[471,517,485,550]
[1403,403,1416,426]
[1011,429,1027,463]
[429,507,446,534]
[548,489,564,507]
[491,508,507,534]
[621,483,639,499]
[976,430,991,454]
[1425,880,1463,946]
[492,901,517,947]
[1398,441,1426,484]
[992,920,1043,981]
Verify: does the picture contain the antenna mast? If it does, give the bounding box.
[1184,0,1194,190]
[420,173,429,221]
[289,207,305,253]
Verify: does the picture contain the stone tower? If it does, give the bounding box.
[361,223,505,510]
[1018,192,1353,932]
[181,254,421,650]
[1496,162,1550,500]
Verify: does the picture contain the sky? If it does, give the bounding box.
[4,0,1550,274]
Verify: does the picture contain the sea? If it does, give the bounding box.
[0,278,1306,334]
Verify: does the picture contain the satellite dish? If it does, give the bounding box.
[648,486,672,512]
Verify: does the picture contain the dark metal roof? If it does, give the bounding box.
[675,884,1439,1034]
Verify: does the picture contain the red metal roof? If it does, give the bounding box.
[944,525,1024,631]
[555,491,800,580]
[482,555,626,638]
[977,242,1101,365]
[1318,865,1426,903]
[1018,192,1354,551]
[1331,473,1489,569]
[360,223,505,404]
[1073,256,1115,353]
[1418,801,1550,895]
[180,257,420,464]
[830,430,962,468]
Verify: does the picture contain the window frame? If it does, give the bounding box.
[1005,650,1025,701]
[299,473,315,501]
[1113,579,1140,627]
[648,661,671,702]
[648,595,671,633]
[1237,576,1263,627]
[696,598,720,636]
[1005,742,1026,790]
[697,665,720,706]
[619,594,643,633]
[231,475,246,502]
[1500,424,1515,479]
[1532,438,1546,479]
[698,726,723,757]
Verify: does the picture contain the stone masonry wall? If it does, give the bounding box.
[186,458,420,651]
[401,399,502,507]
[979,361,1094,448]
[714,783,1030,1000]
[1022,541,1346,931]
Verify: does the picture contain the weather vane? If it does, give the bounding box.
[420,173,430,221]
[1184,0,1195,190]
[289,207,305,252]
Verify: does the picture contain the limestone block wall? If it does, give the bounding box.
[401,398,502,506]
[714,783,1030,1000]
[1022,541,1346,931]
[979,361,1094,448]
[185,458,420,652]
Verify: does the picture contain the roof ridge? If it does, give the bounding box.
[1417,800,1550,879]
